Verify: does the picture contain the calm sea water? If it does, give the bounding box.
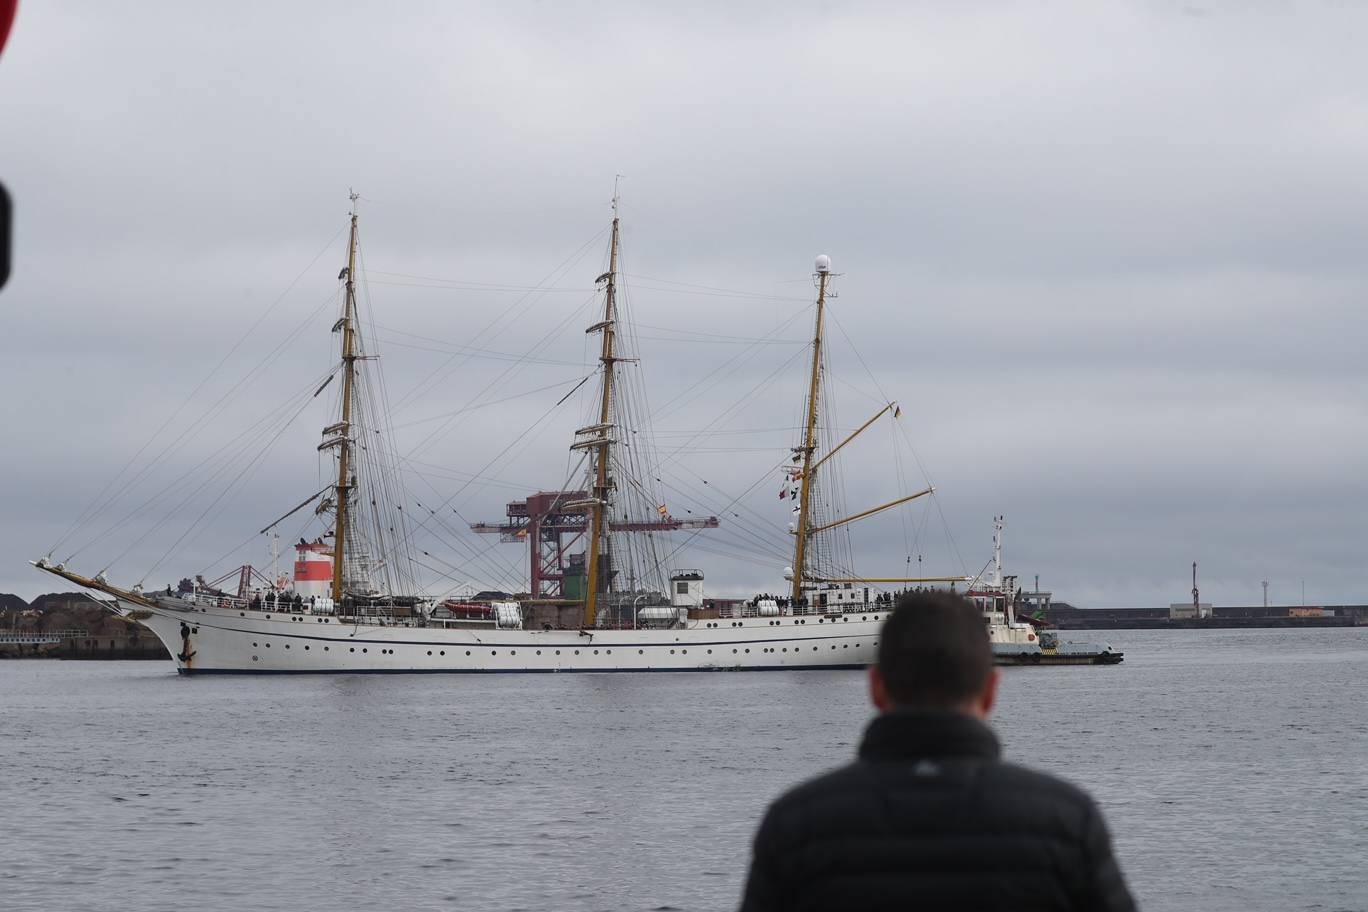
[1,628,1364,912]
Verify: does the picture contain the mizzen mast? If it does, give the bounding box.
[790,255,831,605]
[330,192,361,602]
[579,194,622,627]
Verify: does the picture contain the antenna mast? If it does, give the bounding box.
[993,515,1004,587]
[1191,561,1199,617]
[331,192,360,603]
[791,255,831,605]
[581,187,622,627]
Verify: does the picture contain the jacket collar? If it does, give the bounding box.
[858,709,1001,763]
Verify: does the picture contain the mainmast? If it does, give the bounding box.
[330,192,361,603]
[580,195,622,627]
[790,255,832,604]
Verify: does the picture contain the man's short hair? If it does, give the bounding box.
[877,590,993,708]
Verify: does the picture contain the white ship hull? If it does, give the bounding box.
[119,598,888,674]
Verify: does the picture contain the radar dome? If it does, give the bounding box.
[815,255,831,274]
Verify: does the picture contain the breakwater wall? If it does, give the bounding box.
[1043,603,1368,630]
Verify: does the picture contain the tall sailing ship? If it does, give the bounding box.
[34,196,1121,672]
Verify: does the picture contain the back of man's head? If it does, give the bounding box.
[875,590,994,710]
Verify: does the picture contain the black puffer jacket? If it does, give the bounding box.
[739,710,1136,911]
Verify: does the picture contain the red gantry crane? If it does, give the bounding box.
[471,491,718,599]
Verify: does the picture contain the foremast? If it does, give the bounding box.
[787,255,946,602]
[790,257,831,605]
[331,192,361,603]
[580,198,622,627]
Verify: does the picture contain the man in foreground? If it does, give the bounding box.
[739,591,1136,911]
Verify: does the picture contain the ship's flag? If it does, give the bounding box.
[779,488,788,500]
[894,404,902,418]
[657,504,669,515]
[516,528,528,538]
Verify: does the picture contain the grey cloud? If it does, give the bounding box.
[2,1,1365,607]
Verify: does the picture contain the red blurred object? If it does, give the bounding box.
[0,1,15,56]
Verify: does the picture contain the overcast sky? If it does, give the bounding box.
[2,1,1366,608]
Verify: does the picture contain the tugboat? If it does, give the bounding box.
[969,518,1123,666]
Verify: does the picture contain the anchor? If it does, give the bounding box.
[176,622,197,665]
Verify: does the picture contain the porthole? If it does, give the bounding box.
[304,645,309,651]
[843,644,848,649]
[465,651,471,656]
[812,646,817,651]
[252,642,258,647]
[733,648,738,654]
[843,617,849,623]
[555,650,561,655]
[670,649,676,655]
[362,648,368,653]
[324,646,329,652]
[574,650,580,655]
[240,612,246,618]
[707,649,713,654]
[439,650,445,655]
[265,643,271,648]
[491,650,497,656]
[594,649,599,655]
[682,649,687,654]
[639,649,644,654]
[782,648,787,653]
[251,655,258,661]
[349,647,355,652]
[536,650,542,655]
[606,649,612,655]
[744,648,750,654]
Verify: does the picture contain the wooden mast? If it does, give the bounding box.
[331,192,360,603]
[790,257,830,605]
[582,194,621,627]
